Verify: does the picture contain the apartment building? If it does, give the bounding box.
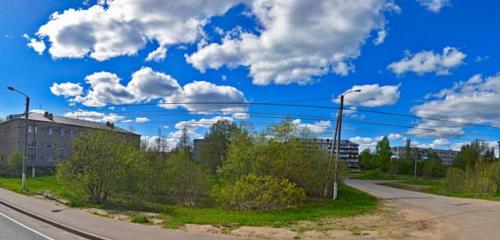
[306,139,360,169]
[0,111,140,168]
[391,146,459,165]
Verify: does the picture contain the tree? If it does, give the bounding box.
[375,136,392,172]
[57,131,140,203]
[164,150,208,206]
[199,120,239,173]
[176,127,192,152]
[359,149,376,170]
[453,140,493,169]
[422,153,445,178]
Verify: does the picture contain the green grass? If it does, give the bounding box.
[381,179,500,201]
[160,185,377,228]
[349,170,414,180]
[0,175,83,206]
[0,176,378,228]
[130,214,150,224]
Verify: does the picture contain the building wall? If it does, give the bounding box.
[390,147,458,166]
[0,118,140,168]
[308,139,360,169]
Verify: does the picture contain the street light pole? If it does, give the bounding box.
[7,87,29,191]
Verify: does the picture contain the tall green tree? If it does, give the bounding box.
[200,120,239,173]
[176,127,192,153]
[359,149,375,170]
[422,153,445,178]
[375,136,392,172]
[453,140,492,169]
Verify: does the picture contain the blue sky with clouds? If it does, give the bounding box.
[0,0,499,153]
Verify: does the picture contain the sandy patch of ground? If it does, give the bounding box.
[180,201,462,240]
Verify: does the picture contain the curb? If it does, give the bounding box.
[0,199,110,240]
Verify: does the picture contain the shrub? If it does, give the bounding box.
[130,214,149,224]
[164,150,209,206]
[214,174,305,211]
[444,168,465,193]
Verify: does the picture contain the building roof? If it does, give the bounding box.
[3,112,139,136]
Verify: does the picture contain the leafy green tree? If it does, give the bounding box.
[375,136,392,172]
[57,131,140,203]
[164,150,208,206]
[200,120,239,173]
[214,174,305,210]
[453,140,492,169]
[3,151,22,177]
[219,120,329,198]
[359,149,376,170]
[422,153,445,178]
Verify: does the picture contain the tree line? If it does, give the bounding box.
[53,119,339,210]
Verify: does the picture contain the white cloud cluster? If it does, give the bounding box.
[162,81,247,115]
[33,0,242,60]
[50,82,83,97]
[418,0,451,13]
[23,34,46,55]
[135,117,150,123]
[187,0,398,85]
[291,119,331,135]
[414,138,450,149]
[52,67,247,115]
[350,132,406,151]
[410,74,500,137]
[388,47,465,76]
[337,84,400,107]
[64,109,125,123]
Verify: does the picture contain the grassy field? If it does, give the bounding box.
[0,175,378,228]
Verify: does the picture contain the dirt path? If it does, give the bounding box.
[346,179,500,240]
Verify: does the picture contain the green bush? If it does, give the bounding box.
[214,174,305,211]
[130,214,149,224]
[164,150,209,206]
[444,167,465,193]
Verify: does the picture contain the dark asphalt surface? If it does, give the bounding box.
[0,211,48,240]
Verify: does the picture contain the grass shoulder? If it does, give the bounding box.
[0,176,377,228]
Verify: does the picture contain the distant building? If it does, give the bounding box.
[306,139,360,169]
[192,138,360,168]
[193,138,205,162]
[391,146,459,165]
[0,111,140,169]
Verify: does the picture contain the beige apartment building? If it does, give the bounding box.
[0,111,140,169]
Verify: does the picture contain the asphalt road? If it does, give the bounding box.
[346,179,500,240]
[0,204,85,240]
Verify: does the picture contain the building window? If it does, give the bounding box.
[47,143,52,148]
[70,129,74,137]
[48,127,53,135]
[60,128,64,136]
[28,140,37,148]
[47,155,54,163]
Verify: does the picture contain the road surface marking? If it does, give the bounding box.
[0,211,55,240]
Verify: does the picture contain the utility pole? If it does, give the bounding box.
[332,95,344,200]
[7,86,29,190]
[328,89,361,200]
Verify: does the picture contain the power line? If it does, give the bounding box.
[105,101,500,130]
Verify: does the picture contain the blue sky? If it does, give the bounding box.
[0,0,499,153]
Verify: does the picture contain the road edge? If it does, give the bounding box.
[0,199,110,240]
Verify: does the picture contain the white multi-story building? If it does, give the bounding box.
[307,139,359,169]
[391,147,459,165]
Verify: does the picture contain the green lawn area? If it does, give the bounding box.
[380,178,500,202]
[0,175,378,228]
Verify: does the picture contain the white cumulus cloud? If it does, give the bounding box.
[292,119,331,135]
[64,109,125,123]
[409,74,500,137]
[50,82,83,97]
[418,0,451,13]
[388,47,465,76]
[187,0,398,85]
[336,84,400,107]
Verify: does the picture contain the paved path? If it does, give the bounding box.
[346,179,500,240]
[0,188,242,240]
[0,203,85,240]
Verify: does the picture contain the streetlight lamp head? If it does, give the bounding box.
[353,89,361,92]
[7,86,15,91]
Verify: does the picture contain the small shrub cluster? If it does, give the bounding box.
[445,163,499,195]
[214,174,305,210]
